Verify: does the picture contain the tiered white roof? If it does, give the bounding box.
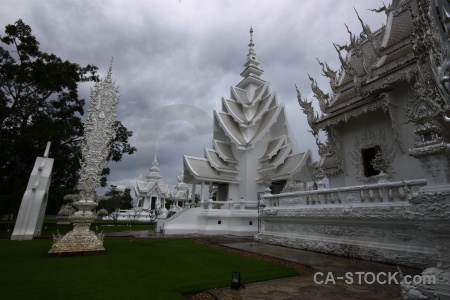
[168,170,190,201]
[297,0,424,177]
[135,156,170,198]
[184,28,312,184]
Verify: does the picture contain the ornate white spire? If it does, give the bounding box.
[248,27,256,61]
[147,155,162,181]
[151,155,159,170]
[241,27,263,79]
[177,170,184,183]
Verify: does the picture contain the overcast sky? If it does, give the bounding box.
[1,0,388,196]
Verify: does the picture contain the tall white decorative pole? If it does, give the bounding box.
[49,64,119,255]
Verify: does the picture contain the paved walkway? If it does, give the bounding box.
[106,231,421,299]
[208,242,420,300]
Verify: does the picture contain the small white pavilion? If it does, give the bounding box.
[166,170,190,212]
[134,156,169,211]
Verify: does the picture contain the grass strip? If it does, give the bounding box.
[0,238,299,299]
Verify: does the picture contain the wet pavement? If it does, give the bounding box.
[208,242,420,300]
[106,231,421,299]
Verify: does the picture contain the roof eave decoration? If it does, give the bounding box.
[213,140,238,163]
[256,150,313,183]
[231,86,250,104]
[204,148,238,174]
[270,144,292,168]
[223,98,247,124]
[183,155,240,183]
[236,76,265,91]
[240,65,264,78]
[258,144,292,173]
[146,183,167,197]
[259,135,287,162]
[249,92,275,125]
[248,105,283,145]
[286,151,314,183]
[214,110,248,148]
[252,82,270,103]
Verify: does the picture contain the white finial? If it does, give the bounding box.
[177,170,184,183]
[247,27,256,60]
[106,57,114,81]
[249,27,254,48]
[152,155,158,167]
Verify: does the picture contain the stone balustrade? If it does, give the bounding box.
[263,179,427,207]
[201,197,258,210]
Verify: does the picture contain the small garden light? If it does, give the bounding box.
[231,271,245,290]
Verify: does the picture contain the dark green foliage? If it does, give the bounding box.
[45,187,79,215]
[97,185,133,214]
[0,20,136,218]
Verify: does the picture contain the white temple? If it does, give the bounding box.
[166,170,190,213]
[107,156,170,222]
[254,1,450,298]
[110,157,191,222]
[159,28,313,235]
[135,156,169,211]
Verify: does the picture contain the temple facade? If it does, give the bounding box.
[160,29,313,235]
[106,156,170,222]
[296,0,428,187]
[134,156,169,211]
[256,1,450,298]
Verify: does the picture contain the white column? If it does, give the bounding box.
[200,181,205,202]
[191,183,196,204]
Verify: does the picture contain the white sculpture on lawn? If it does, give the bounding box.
[11,142,53,240]
[49,64,120,255]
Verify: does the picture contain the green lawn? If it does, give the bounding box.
[0,238,299,299]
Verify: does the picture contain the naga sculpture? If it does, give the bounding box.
[308,74,330,113]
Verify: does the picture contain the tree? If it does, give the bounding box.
[130,207,143,222]
[0,20,136,218]
[97,185,133,215]
[145,207,161,223]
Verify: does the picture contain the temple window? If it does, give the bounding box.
[151,197,157,210]
[361,146,380,177]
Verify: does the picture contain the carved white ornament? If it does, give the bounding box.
[351,127,396,183]
[50,65,119,253]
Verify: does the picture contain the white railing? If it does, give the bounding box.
[262,179,427,207]
[201,197,258,210]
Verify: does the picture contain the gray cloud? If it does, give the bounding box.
[1,0,386,195]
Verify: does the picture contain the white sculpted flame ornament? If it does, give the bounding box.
[49,65,119,254]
